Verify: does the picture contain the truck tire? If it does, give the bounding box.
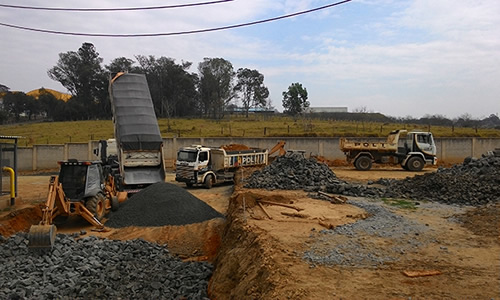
[204,175,213,189]
[355,156,372,171]
[86,193,106,221]
[406,156,424,171]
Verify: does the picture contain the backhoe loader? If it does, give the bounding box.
[28,160,126,250]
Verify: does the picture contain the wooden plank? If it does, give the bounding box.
[257,202,272,220]
[402,270,442,277]
[258,200,303,211]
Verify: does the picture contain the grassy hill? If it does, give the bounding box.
[26,88,71,102]
[1,115,499,147]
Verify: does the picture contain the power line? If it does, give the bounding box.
[0,0,234,12]
[0,0,352,38]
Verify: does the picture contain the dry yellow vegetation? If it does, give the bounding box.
[1,115,499,147]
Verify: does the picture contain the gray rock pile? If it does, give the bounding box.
[324,153,500,206]
[0,233,212,299]
[106,182,224,228]
[377,153,500,206]
[244,154,342,190]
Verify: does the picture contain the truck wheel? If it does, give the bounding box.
[204,175,213,189]
[355,156,372,171]
[406,156,424,171]
[86,193,106,221]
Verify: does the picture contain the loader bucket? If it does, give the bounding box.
[28,224,57,250]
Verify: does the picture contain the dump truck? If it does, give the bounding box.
[176,145,268,188]
[108,72,167,192]
[28,160,126,250]
[340,130,437,171]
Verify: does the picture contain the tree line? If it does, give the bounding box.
[0,42,310,124]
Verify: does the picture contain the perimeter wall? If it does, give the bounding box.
[13,137,500,172]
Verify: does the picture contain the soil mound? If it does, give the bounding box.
[244,153,342,190]
[106,182,224,228]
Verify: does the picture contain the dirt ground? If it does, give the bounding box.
[1,166,499,299]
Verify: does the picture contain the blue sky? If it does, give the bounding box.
[1,0,499,119]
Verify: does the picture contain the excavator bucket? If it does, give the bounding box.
[28,224,57,250]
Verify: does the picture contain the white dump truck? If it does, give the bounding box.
[340,129,437,171]
[175,145,268,188]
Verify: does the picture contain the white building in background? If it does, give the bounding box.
[305,107,348,113]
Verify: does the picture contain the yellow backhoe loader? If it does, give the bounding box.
[28,160,127,250]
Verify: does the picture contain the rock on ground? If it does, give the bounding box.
[0,233,212,300]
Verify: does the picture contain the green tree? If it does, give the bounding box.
[135,55,199,121]
[198,58,235,119]
[234,68,269,117]
[282,82,309,116]
[105,57,137,75]
[38,89,62,120]
[2,92,36,121]
[47,42,107,119]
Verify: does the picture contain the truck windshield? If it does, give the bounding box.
[177,151,197,162]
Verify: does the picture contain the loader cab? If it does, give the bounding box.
[58,160,104,201]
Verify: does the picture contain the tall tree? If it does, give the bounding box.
[234,68,269,117]
[282,82,309,116]
[135,55,199,121]
[105,57,137,75]
[47,42,107,119]
[198,58,235,119]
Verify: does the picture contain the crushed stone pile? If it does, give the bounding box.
[106,182,224,228]
[379,153,500,206]
[244,153,342,190]
[303,199,432,267]
[325,152,500,206]
[0,234,212,300]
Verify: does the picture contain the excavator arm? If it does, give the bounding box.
[28,175,105,250]
[269,141,286,156]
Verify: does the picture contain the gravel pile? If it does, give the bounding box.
[303,199,433,267]
[244,153,342,190]
[376,153,500,206]
[0,233,212,299]
[106,182,224,228]
[321,153,500,206]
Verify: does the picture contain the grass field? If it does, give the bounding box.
[1,115,499,147]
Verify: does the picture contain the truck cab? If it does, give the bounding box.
[399,131,437,170]
[176,145,213,188]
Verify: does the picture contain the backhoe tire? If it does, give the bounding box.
[111,196,119,212]
[355,156,372,171]
[204,175,213,189]
[86,193,106,221]
[406,156,425,171]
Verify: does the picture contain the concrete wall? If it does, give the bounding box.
[14,137,500,172]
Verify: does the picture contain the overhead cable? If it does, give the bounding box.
[0,0,233,11]
[0,0,352,38]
